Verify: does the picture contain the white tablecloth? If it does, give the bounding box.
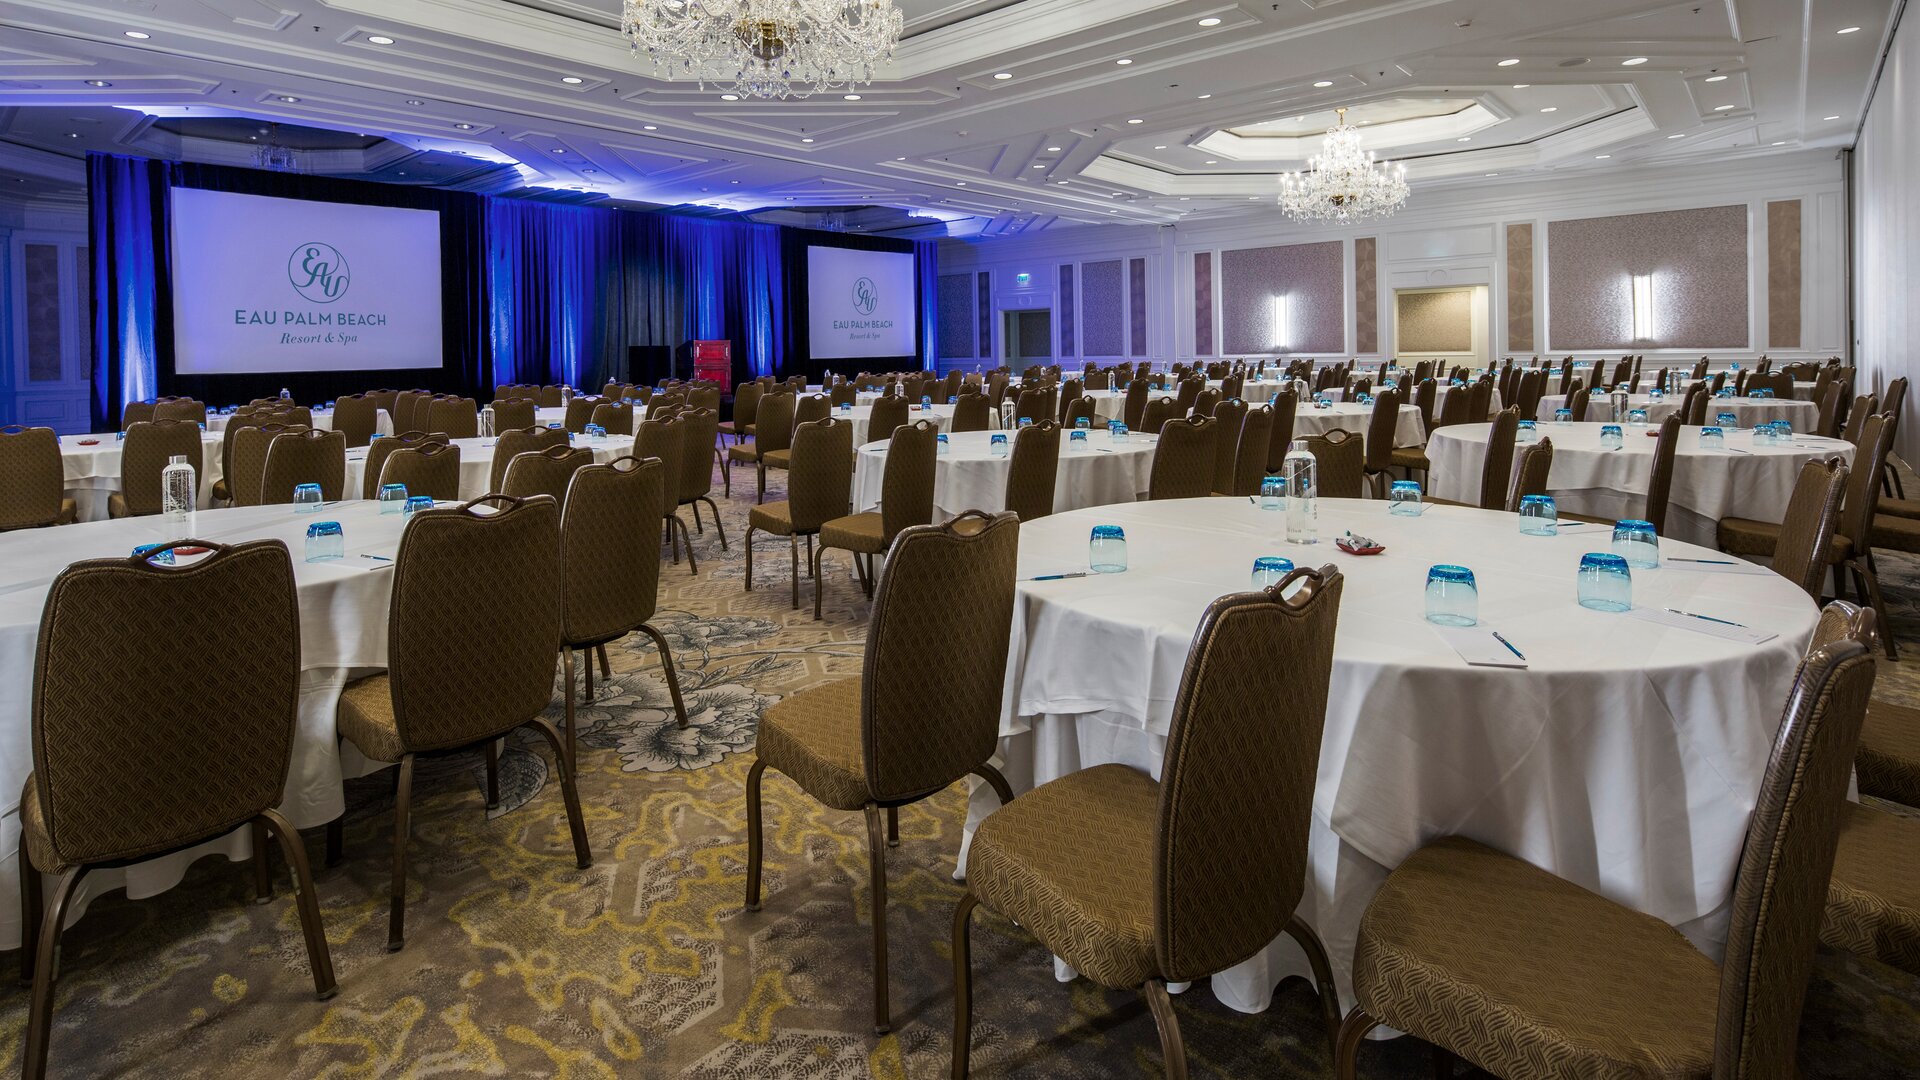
[963,497,1817,1014]
[59,433,224,522]
[1427,422,1856,546]
[207,408,394,437]
[345,435,635,501]
[0,502,423,947]
[837,403,997,446]
[853,428,1156,520]
[1535,394,1818,429]
[1292,403,1426,447]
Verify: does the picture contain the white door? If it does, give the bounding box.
[5,233,93,434]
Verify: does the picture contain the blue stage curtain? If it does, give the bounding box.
[487,199,625,389]
[916,239,939,372]
[663,216,785,382]
[88,153,167,431]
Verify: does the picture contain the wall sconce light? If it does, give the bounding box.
[1631,273,1655,343]
[1272,294,1294,352]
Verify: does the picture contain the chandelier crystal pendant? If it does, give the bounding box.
[1276,108,1410,223]
[621,0,905,100]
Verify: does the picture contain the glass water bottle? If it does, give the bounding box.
[162,454,195,523]
[1283,439,1317,545]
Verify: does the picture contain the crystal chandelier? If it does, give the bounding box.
[1276,109,1410,223]
[253,124,298,172]
[621,0,905,100]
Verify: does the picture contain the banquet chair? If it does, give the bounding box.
[1724,419,1889,624]
[1222,372,1246,400]
[817,420,938,619]
[1226,406,1274,497]
[1412,378,1437,435]
[1208,398,1249,494]
[1508,438,1555,511]
[749,510,1021,1035]
[1015,387,1056,425]
[830,384,857,408]
[1302,430,1366,499]
[153,398,207,426]
[746,418,854,611]
[1389,387,1465,484]
[228,423,307,507]
[557,457,687,765]
[1857,695,1920,807]
[1691,358,1710,381]
[591,401,635,436]
[259,428,347,504]
[1141,397,1179,435]
[1174,378,1205,415]
[1006,419,1062,521]
[674,408,728,571]
[393,391,432,432]
[490,426,570,491]
[1360,387,1405,497]
[1431,407,1519,510]
[950,393,991,433]
[1193,388,1223,418]
[1749,371,1795,399]
[637,415,693,569]
[1268,389,1299,475]
[331,394,380,448]
[426,396,479,440]
[1717,458,1849,600]
[1466,378,1494,422]
[18,539,336,1080]
[0,426,77,531]
[1843,394,1880,449]
[1879,378,1908,500]
[364,431,451,499]
[564,396,604,433]
[539,385,567,408]
[795,392,832,428]
[944,370,964,400]
[1058,379,1084,420]
[689,384,721,413]
[379,443,462,502]
[729,391,796,504]
[1064,395,1098,431]
[367,389,401,419]
[1685,388,1710,426]
[121,400,156,428]
[1120,379,1150,430]
[1148,417,1217,501]
[1569,386,1592,422]
[955,565,1348,1078]
[491,397,538,433]
[869,396,910,443]
[331,495,589,951]
[722,382,764,445]
[111,420,203,518]
[502,445,595,509]
[1334,599,1876,1080]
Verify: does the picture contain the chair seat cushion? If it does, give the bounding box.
[56,498,76,526]
[967,763,1159,990]
[108,492,131,519]
[1822,801,1920,977]
[1871,513,1920,554]
[19,778,68,873]
[1719,519,1852,562]
[756,677,868,811]
[748,501,795,536]
[726,443,760,464]
[761,448,792,471]
[1877,497,1920,520]
[717,421,739,435]
[212,478,229,502]
[1353,836,1719,1079]
[820,512,886,554]
[1858,700,1920,807]
[1388,447,1430,470]
[337,675,406,763]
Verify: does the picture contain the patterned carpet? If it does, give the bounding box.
[4,459,1919,1079]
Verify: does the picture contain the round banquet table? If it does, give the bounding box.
[962,496,1818,1016]
[853,428,1156,520]
[1534,393,1817,429]
[206,407,396,438]
[345,434,634,500]
[831,402,998,445]
[533,406,643,435]
[1291,402,1426,447]
[60,432,224,522]
[1321,383,1503,417]
[1427,422,1855,547]
[0,501,437,948]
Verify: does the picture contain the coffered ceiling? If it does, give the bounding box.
[0,0,1899,237]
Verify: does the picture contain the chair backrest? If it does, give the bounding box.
[1174,378,1204,414]
[1005,419,1062,521]
[1711,610,1876,1078]
[1643,415,1684,536]
[1842,395,1879,446]
[591,401,635,436]
[1193,388,1223,418]
[688,384,721,413]
[950,393,990,433]
[943,370,964,400]
[1148,417,1218,501]
[1413,378,1437,433]
[492,398,538,433]
[787,418,855,532]
[393,391,430,432]
[564,396,603,434]
[260,428,347,504]
[1750,372,1794,399]
[751,392,798,458]
[1063,395,1098,430]
[861,511,1022,804]
[1302,429,1365,499]
[1362,387,1403,472]
[387,496,562,752]
[121,400,156,429]
[1685,387,1710,426]
[1478,407,1520,511]
[1230,406,1274,497]
[1568,387,1591,423]
[1835,414,1892,551]
[869,396,910,442]
[732,382,765,429]
[1141,397,1178,435]
[229,423,306,506]
[1124,379,1152,430]
[794,393,832,428]
[1882,377,1908,437]
[1058,379,1084,420]
[1014,386,1056,425]
[1267,389,1299,474]
[363,430,451,499]
[1209,398,1249,493]
[538,385,566,408]
[1466,378,1493,422]
[829,384,857,407]
[1771,458,1850,599]
[561,456,665,647]
[879,420,939,541]
[1508,438,1554,511]
[330,394,380,448]
[117,420,204,517]
[31,540,301,866]
[379,442,463,501]
[367,389,401,418]
[1153,565,1345,982]
[675,407,719,502]
[635,416,683,523]
[0,426,66,529]
[425,396,477,439]
[153,398,207,426]
[502,445,595,507]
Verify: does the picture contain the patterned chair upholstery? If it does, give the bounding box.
[728,391,795,503]
[1207,398,1247,494]
[1148,417,1216,501]
[1005,419,1062,522]
[427,396,479,440]
[501,445,594,509]
[955,566,1348,1078]
[1014,387,1056,425]
[868,396,910,443]
[817,420,938,620]
[1432,407,1519,511]
[637,415,692,569]
[671,408,728,574]
[112,419,203,518]
[330,394,380,448]
[1302,429,1365,500]
[488,426,568,491]
[564,396,604,434]
[950,393,990,433]
[1508,438,1555,512]
[590,401,634,436]
[18,539,335,1080]
[746,418,853,612]
[491,398,538,434]
[1227,406,1274,497]
[227,423,307,507]
[332,495,589,952]
[539,385,566,408]
[1358,387,1404,497]
[749,511,1022,1035]
[0,426,76,531]
[378,443,462,502]
[721,382,763,444]
[392,391,431,433]
[1334,601,1877,1080]
[1718,457,1849,599]
[152,398,207,426]
[259,428,347,504]
[1856,700,1920,807]
[120,400,156,429]
[362,431,450,499]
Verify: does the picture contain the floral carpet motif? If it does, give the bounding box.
[1,460,1917,1078]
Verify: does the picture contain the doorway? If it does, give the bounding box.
[1003,310,1053,366]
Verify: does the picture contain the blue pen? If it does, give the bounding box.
[1492,631,1526,661]
[1666,607,1746,628]
[359,553,393,562]
[1668,557,1737,565]
[1027,572,1090,582]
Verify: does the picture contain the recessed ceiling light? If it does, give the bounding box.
[1540,106,1557,112]
[1126,118,1143,124]
[584,168,597,174]
[1198,17,1221,26]
[1498,58,1520,67]
[85,80,111,87]
[67,132,78,139]
[1705,75,1729,82]
[455,122,475,129]
[1033,164,1046,168]
[406,98,425,105]
[279,95,300,103]
[729,179,739,184]
[123,30,149,39]
[1153,145,1167,150]
[1485,173,1500,177]
[844,93,861,100]
[1772,141,1787,146]
[1595,154,1611,159]
[553,148,566,154]
[1838,26,1861,34]
[1622,57,1648,66]
[956,181,967,186]
[1456,137,1470,142]
[1313,80,1333,88]
[993,72,1012,80]
[801,137,814,143]
[1204,159,1218,164]
[1512,84,1530,89]
[1057,180,1070,185]
[1824,115,1841,120]
[1111,191,1122,196]
[720,93,739,100]
[1667,133,1686,138]
[1115,58,1133,66]
[1714,104,1736,111]
[1197,94,1211,99]
[562,76,583,84]
[368,35,395,45]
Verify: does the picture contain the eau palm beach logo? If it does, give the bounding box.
[852,276,879,316]
[288,242,350,304]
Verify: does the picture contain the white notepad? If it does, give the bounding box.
[1625,606,1778,645]
[1433,626,1530,668]
[1659,558,1773,576]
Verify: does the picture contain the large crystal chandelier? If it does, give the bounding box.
[1276,109,1410,223]
[621,0,905,100]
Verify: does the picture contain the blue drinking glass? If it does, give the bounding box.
[990,433,1009,457]
[1090,525,1128,573]
[1627,408,1649,427]
[1018,416,1033,429]
[1424,565,1478,627]
[937,434,950,455]
[1700,426,1725,449]
[1611,519,1660,569]
[1109,423,1129,443]
[584,423,606,442]
[1752,423,1774,447]
[1555,408,1573,424]
[1314,396,1333,410]
[1069,429,1088,451]
[922,396,933,407]
[305,521,344,563]
[379,483,408,513]
[1717,411,1739,430]
[1599,424,1624,450]
[1261,475,1287,510]
[1518,494,1558,536]
[132,542,175,565]
[402,495,434,517]
[1771,420,1793,441]
[292,483,324,513]
[1076,416,1091,429]
[1389,480,1422,516]
[1357,393,1374,406]
[1251,556,1295,590]
[1516,420,1538,444]
[840,402,853,413]
[1716,386,1735,399]
[1577,552,1633,612]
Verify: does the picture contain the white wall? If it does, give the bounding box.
[1855,6,1918,461]
[939,152,1847,373]
[0,196,91,431]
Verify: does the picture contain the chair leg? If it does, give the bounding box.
[744,526,755,591]
[18,854,41,987]
[951,892,979,1080]
[805,534,815,578]
[524,718,593,870]
[325,816,344,868]
[1856,558,1898,659]
[887,806,899,847]
[251,818,274,903]
[597,643,611,680]
[756,463,767,504]
[638,623,689,728]
[864,803,893,1035]
[699,497,729,551]
[562,648,578,771]
[387,754,416,952]
[1141,979,1190,1080]
[1283,915,1343,1062]
[20,867,85,1080]
[583,647,594,704]
[744,758,767,911]
[258,808,338,1000]
[721,453,732,498]
[691,498,704,533]
[813,542,829,621]
[1334,1007,1382,1080]
[677,514,699,576]
[484,738,501,811]
[666,517,680,565]
[789,534,801,610]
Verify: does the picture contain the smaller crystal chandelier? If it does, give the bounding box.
[1277,108,1410,223]
[621,0,905,100]
[253,124,298,172]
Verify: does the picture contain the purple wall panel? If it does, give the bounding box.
[1058,264,1077,357]
[1547,205,1749,350]
[1129,258,1148,356]
[936,273,975,359]
[1220,241,1345,355]
[1080,259,1125,357]
[1194,252,1214,356]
